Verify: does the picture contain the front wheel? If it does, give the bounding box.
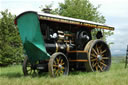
[48,52,69,77]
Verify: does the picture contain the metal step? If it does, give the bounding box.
[36,64,47,70]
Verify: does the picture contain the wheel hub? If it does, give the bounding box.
[97,55,102,61]
[58,64,62,68]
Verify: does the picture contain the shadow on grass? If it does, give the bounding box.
[0,72,23,78]
[0,70,90,78]
[69,70,89,76]
[0,72,50,78]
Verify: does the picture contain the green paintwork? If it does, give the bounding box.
[17,12,50,64]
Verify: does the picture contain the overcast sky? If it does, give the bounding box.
[0,0,128,55]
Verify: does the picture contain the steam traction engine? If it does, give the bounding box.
[15,11,114,77]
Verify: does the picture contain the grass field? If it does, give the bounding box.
[0,62,128,85]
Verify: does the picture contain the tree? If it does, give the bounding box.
[0,10,23,66]
[41,0,114,42]
[53,0,105,23]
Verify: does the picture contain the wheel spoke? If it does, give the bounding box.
[96,44,100,54]
[60,59,64,65]
[91,58,97,62]
[101,60,105,63]
[30,70,32,74]
[59,69,63,75]
[60,59,63,63]
[53,65,58,68]
[97,48,100,54]
[27,67,31,70]
[31,70,34,74]
[92,62,97,67]
[102,57,109,60]
[55,69,59,75]
[101,49,107,54]
[100,62,107,67]
[60,70,64,74]
[99,46,103,55]
[92,48,98,55]
[60,63,65,65]
[99,45,102,49]
[56,58,60,64]
[96,65,98,71]
[58,70,61,76]
[91,53,97,57]
[98,64,103,71]
[27,69,32,74]
[27,69,31,71]
[61,66,65,70]
[101,54,104,57]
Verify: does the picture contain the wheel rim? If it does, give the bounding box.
[89,40,111,72]
[49,52,69,77]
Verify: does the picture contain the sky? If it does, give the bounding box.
[0,0,128,56]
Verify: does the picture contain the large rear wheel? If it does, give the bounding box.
[84,40,111,72]
[48,52,69,77]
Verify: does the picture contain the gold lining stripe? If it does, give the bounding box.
[67,50,88,53]
[39,16,114,30]
[69,60,88,62]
